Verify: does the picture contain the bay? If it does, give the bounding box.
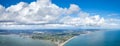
[65,30,120,46]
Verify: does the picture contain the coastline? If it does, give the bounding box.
[58,36,77,46]
[58,31,92,46]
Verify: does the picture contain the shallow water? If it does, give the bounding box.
[0,35,56,46]
[65,30,120,46]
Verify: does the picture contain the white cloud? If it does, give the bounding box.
[78,11,89,18]
[2,0,66,24]
[66,4,80,15]
[62,15,106,26]
[0,0,120,29]
[0,5,5,14]
[0,24,74,30]
[6,2,28,12]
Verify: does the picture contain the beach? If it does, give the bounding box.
[58,31,92,46]
[58,36,78,46]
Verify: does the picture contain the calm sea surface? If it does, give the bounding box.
[0,35,56,46]
[65,30,120,46]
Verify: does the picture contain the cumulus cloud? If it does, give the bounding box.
[61,15,105,26]
[66,4,80,15]
[5,0,65,24]
[0,5,5,14]
[0,0,120,29]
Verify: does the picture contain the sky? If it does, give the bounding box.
[0,0,120,15]
[0,0,120,30]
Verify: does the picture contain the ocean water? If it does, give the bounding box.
[0,35,56,46]
[65,30,120,46]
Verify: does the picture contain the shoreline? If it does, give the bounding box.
[58,36,77,46]
[58,31,92,46]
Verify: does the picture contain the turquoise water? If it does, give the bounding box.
[0,35,56,46]
[65,30,120,46]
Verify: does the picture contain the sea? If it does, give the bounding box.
[0,29,120,46]
[64,29,120,46]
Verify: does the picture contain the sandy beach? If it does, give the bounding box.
[58,36,78,46]
[58,31,92,46]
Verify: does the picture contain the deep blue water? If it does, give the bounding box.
[65,30,120,46]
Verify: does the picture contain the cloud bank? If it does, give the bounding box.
[0,0,120,29]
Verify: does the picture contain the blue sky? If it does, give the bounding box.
[0,0,120,16]
[0,0,120,29]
